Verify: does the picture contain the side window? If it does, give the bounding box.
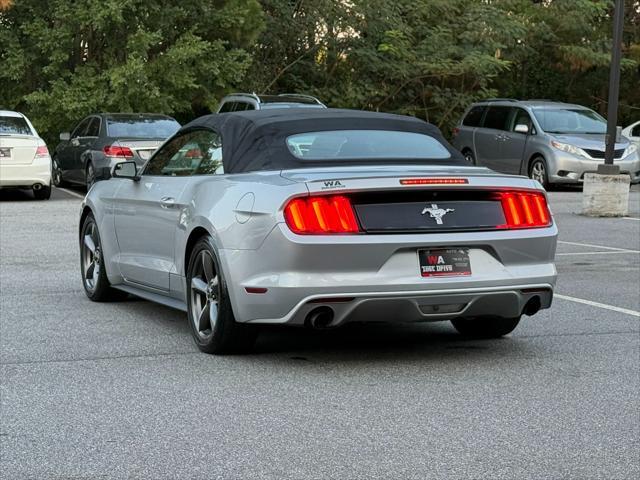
[218,102,237,113]
[482,106,511,131]
[143,130,223,176]
[85,117,101,137]
[510,108,532,132]
[632,124,640,137]
[244,103,256,111]
[462,106,485,127]
[71,118,91,138]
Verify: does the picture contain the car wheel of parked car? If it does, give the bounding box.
[52,157,67,187]
[80,213,127,301]
[33,184,51,200]
[529,157,549,188]
[86,163,96,190]
[462,149,475,165]
[186,236,258,354]
[451,316,521,338]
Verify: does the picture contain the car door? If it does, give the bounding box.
[500,108,531,174]
[113,129,220,291]
[77,116,101,181]
[473,105,511,170]
[58,117,90,182]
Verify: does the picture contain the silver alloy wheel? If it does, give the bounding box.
[464,151,474,164]
[189,250,220,339]
[52,159,63,186]
[531,160,546,184]
[82,222,101,292]
[86,164,95,189]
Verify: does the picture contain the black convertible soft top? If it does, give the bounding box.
[181,108,466,174]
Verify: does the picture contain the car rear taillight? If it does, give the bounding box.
[103,145,134,158]
[452,127,460,137]
[498,191,551,229]
[35,146,49,157]
[284,195,360,234]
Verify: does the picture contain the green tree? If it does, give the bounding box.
[0,0,264,143]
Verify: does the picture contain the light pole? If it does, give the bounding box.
[600,0,625,174]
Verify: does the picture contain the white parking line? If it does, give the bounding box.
[555,294,640,317]
[622,217,640,221]
[56,187,85,199]
[558,240,639,253]
[556,251,635,256]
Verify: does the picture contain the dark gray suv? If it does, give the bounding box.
[452,99,640,187]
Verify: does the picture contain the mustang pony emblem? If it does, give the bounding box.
[421,203,455,225]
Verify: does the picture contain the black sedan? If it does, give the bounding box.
[52,113,180,189]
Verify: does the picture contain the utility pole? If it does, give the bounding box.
[600,0,625,173]
[584,0,630,217]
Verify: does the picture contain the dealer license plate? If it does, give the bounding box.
[418,249,471,277]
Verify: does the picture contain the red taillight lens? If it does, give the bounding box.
[452,127,460,137]
[499,191,551,229]
[35,146,49,157]
[103,145,134,158]
[284,195,360,234]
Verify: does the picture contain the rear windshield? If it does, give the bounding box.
[532,108,606,134]
[106,117,180,138]
[286,130,451,160]
[0,116,33,135]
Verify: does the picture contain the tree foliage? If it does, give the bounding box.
[1,0,638,144]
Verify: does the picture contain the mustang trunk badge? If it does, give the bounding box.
[421,203,455,225]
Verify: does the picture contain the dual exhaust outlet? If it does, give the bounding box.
[304,294,543,329]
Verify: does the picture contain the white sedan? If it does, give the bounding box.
[0,110,52,199]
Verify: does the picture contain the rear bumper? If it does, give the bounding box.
[221,223,558,325]
[0,157,51,188]
[243,284,554,326]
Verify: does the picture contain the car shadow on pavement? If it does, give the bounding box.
[249,322,529,363]
[0,189,38,201]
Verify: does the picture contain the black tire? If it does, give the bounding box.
[52,156,67,187]
[186,236,257,354]
[529,156,549,189]
[86,162,96,190]
[33,184,51,200]
[462,149,475,165]
[451,316,521,339]
[80,213,127,301]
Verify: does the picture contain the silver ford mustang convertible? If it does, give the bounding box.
[79,109,557,354]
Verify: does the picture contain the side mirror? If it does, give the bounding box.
[112,161,140,181]
[60,132,71,141]
[514,124,529,134]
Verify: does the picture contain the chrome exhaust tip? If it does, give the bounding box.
[305,306,335,329]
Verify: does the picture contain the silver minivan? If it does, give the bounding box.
[452,99,640,187]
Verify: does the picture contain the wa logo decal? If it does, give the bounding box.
[321,180,345,189]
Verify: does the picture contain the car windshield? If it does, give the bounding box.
[532,108,606,134]
[286,130,451,160]
[0,116,33,135]
[106,116,180,138]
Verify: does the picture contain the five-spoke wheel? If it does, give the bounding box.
[189,250,220,340]
[80,214,126,301]
[186,236,257,354]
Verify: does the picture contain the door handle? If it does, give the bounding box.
[160,196,176,209]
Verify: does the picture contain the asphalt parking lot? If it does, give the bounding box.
[1,185,639,479]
